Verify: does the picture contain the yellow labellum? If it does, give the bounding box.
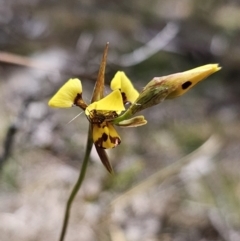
[92,122,121,149]
[86,89,125,115]
[110,71,139,103]
[48,78,82,108]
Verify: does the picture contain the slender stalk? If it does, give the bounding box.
[112,108,133,124]
[59,125,93,241]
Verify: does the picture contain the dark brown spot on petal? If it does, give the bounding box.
[87,110,118,124]
[74,93,88,110]
[109,136,121,147]
[87,110,105,124]
[121,92,127,103]
[102,133,108,141]
[182,81,192,90]
[95,133,110,149]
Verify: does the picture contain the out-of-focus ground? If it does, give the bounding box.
[0,1,240,241]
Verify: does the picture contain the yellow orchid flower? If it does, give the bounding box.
[85,89,125,149]
[49,64,221,148]
[48,43,220,173]
[48,72,142,149]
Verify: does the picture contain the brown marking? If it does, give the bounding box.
[95,132,109,149]
[74,93,88,110]
[87,110,119,124]
[182,81,192,90]
[109,136,121,147]
[95,133,121,149]
[121,92,128,103]
[86,110,104,124]
[95,138,104,148]
[102,133,108,141]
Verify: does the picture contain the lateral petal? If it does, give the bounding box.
[48,78,82,108]
[110,71,139,103]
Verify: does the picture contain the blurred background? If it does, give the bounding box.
[0,0,240,240]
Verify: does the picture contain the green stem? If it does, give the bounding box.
[59,125,93,241]
[112,108,133,124]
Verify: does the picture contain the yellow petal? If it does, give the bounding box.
[92,122,121,149]
[110,71,139,103]
[86,89,125,115]
[48,78,82,108]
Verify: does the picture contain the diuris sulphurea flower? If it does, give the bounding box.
[48,71,146,149]
[48,44,146,172]
[49,64,221,148]
[48,43,220,171]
